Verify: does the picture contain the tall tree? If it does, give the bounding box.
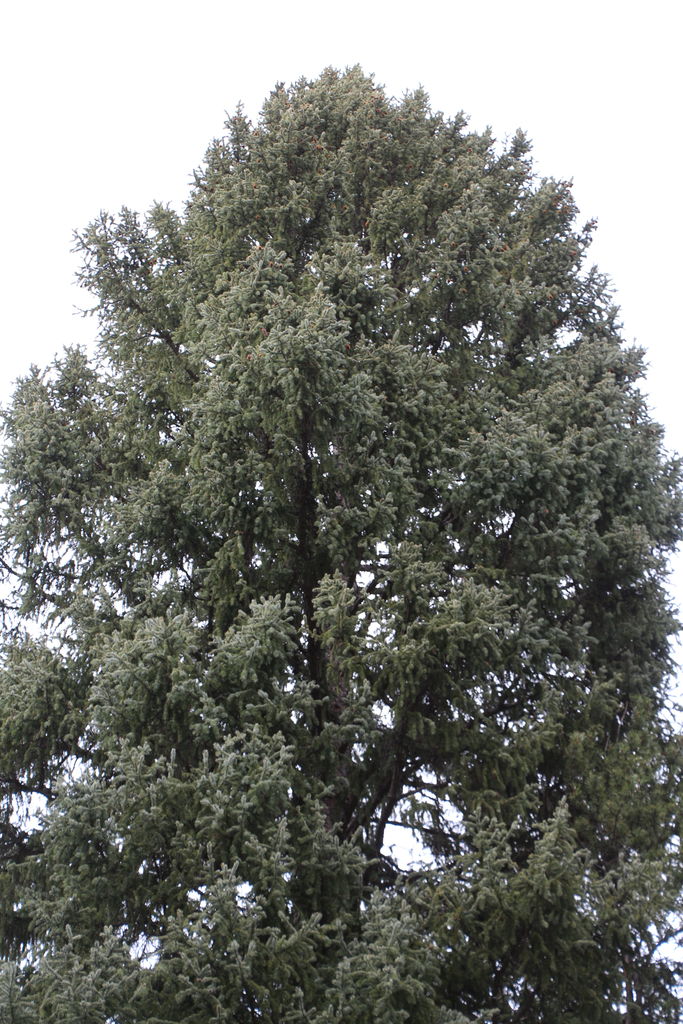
[0,67,681,1022]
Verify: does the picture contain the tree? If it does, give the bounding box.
[0,66,681,1022]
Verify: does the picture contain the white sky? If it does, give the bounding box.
[1,0,682,615]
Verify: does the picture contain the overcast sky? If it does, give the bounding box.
[2,0,682,620]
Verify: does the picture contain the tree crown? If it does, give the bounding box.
[0,67,681,1023]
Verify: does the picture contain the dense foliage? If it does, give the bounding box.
[1,68,682,1022]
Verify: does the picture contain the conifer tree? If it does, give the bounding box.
[1,67,681,1022]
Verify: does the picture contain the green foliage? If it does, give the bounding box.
[0,67,681,1021]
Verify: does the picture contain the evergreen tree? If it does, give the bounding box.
[1,67,681,1022]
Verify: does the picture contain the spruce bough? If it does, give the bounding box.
[1,68,681,1022]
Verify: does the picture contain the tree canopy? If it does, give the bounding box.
[0,67,681,1022]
